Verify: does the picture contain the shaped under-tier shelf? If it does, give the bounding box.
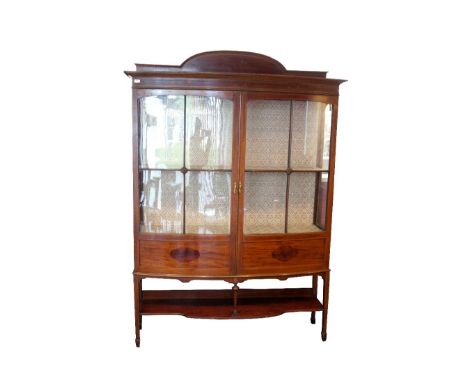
[141,288,323,319]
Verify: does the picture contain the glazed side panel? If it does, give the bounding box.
[132,89,140,272]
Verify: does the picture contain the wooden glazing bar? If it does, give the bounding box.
[284,100,293,233]
[313,171,321,225]
[182,95,187,234]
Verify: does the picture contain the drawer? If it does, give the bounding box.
[240,239,326,275]
[139,240,232,276]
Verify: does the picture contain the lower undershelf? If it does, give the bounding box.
[141,288,323,319]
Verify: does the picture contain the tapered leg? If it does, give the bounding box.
[139,278,143,330]
[232,282,239,316]
[321,272,330,341]
[134,275,141,347]
[311,274,318,324]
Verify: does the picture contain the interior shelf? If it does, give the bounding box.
[141,288,323,319]
[244,168,328,172]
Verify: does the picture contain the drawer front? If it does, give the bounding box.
[240,239,326,275]
[139,240,231,276]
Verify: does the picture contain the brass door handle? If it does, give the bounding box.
[233,182,242,195]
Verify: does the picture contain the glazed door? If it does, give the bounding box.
[237,93,335,275]
[138,91,240,240]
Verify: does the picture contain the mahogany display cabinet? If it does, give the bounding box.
[125,51,345,347]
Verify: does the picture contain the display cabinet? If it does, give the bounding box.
[125,51,345,346]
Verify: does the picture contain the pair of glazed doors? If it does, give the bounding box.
[138,91,334,240]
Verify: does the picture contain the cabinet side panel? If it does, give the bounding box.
[324,101,340,268]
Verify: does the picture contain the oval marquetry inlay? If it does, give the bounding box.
[272,246,298,262]
[170,247,201,262]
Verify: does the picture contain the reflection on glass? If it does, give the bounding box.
[288,173,321,233]
[290,102,332,170]
[139,95,184,169]
[244,172,287,234]
[140,170,184,233]
[186,96,233,170]
[245,100,290,170]
[185,171,231,234]
[315,172,328,230]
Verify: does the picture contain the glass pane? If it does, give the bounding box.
[244,172,287,234]
[186,96,233,170]
[245,100,290,170]
[315,172,329,230]
[288,173,322,233]
[140,170,184,233]
[290,102,332,170]
[185,171,231,234]
[139,95,184,169]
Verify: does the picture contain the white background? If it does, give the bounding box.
[1,0,467,380]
